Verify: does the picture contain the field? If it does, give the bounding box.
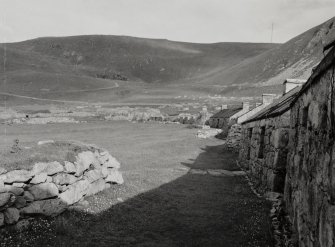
[0,121,272,246]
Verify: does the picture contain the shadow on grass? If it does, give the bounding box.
[2,145,273,247]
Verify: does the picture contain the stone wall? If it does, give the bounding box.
[226,124,242,152]
[0,142,123,227]
[239,112,290,193]
[284,61,335,246]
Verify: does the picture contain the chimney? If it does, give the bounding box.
[262,94,277,104]
[221,104,228,110]
[242,102,250,110]
[283,79,306,95]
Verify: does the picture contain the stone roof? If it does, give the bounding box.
[210,107,242,119]
[242,86,301,124]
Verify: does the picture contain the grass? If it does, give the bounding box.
[0,140,101,171]
[0,121,272,246]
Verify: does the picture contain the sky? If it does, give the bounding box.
[0,0,334,44]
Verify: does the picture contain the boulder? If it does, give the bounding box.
[86,179,106,196]
[59,180,90,205]
[0,193,11,207]
[74,151,96,176]
[30,173,48,184]
[14,196,27,209]
[23,191,34,202]
[4,207,20,224]
[84,169,104,183]
[0,212,4,227]
[64,161,76,174]
[3,170,32,183]
[4,185,24,195]
[28,182,59,200]
[105,169,124,184]
[52,173,77,185]
[32,162,64,176]
[20,198,67,217]
[99,154,121,169]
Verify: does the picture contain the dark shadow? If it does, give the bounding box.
[1,146,273,247]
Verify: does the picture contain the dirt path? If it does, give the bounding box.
[0,123,273,247]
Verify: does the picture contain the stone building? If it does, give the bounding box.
[284,41,335,246]
[238,80,304,193]
[208,105,241,128]
[237,94,278,124]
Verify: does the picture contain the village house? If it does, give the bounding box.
[237,94,278,124]
[208,105,241,129]
[238,79,305,193]
[237,39,335,246]
[283,40,335,247]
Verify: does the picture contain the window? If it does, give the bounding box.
[302,106,309,128]
[258,127,265,159]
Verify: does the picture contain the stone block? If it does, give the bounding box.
[30,172,48,184]
[74,151,96,176]
[28,182,59,200]
[105,169,124,184]
[84,169,104,183]
[32,162,64,176]
[86,178,106,196]
[59,180,90,205]
[2,170,32,183]
[52,173,78,185]
[64,161,76,174]
[3,185,24,196]
[20,198,67,217]
[4,207,20,224]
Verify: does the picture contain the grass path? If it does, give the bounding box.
[0,121,272,246]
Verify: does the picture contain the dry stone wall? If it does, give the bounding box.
[285,62,335,247]
[239,112,290,193]
[226,124,242,152]
[0,143,123,227]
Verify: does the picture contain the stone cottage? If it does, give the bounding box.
[237,94,278,124]
[284,41,335,246]
[208,105,242,128]
[238,80,305,193]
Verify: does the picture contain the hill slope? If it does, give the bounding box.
[199,17,335,96]
[0,17,334,105]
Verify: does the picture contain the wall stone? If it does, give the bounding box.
[0,142,124,228]
[239,112,290,193]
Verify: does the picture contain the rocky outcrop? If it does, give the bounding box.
[0,142,123,228]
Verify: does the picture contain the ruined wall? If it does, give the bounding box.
[239,112,290,193]
[284,62,335,247]
[0,142,123,227]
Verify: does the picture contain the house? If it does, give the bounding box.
[283,40,335,247]
[238,80,305,193]
[237,94,278,124]
[208,105,242,137]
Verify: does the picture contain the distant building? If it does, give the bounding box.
[208,105,242,137]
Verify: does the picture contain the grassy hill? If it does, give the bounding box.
[0,35,276,104]
[0,16,334,105]
[201,17,335,96]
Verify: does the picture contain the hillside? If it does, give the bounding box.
[200,17,335,96]
[0,17,334,105]
[0,36,276,104]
